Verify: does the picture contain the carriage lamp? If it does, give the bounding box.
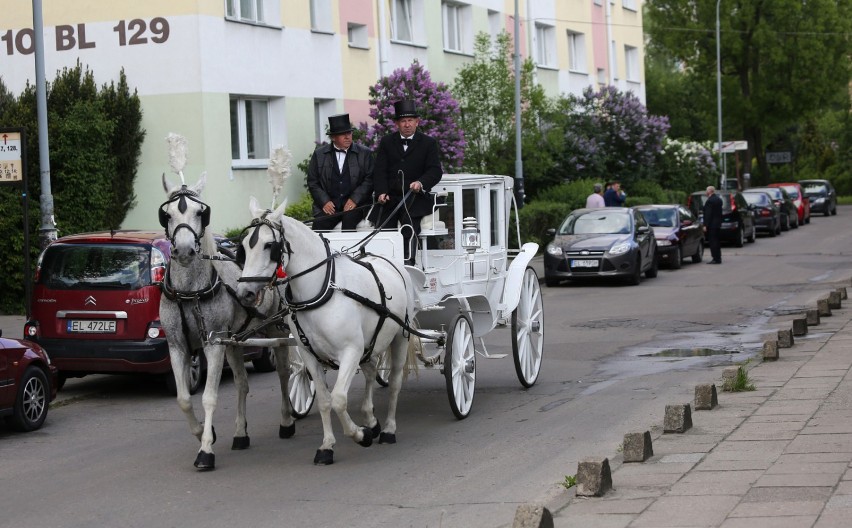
[461,217,481,254]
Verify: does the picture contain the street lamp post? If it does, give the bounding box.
[716,0,726,190]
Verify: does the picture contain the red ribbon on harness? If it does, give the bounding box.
[276,265,287,279]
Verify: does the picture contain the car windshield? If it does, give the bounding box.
[802,183,828,196]
[39,244,151,290]
[754,188,781,200]
[560,211,631,235]
[781,186,799,199]
[640,208,676,227]
[743,193,770,206]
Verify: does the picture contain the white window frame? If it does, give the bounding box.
[622,0,637,12]
[624,45,639,82]
[534,23,556,68]
[442,2,462,52]
[310,0,333,33]
[230,96,271,168]
[610,40,618,80]
[225,0,265,24]
[567,30,586,73]
[487,9,501,43]
[391,0,424,44]
[597,67,606,86]
[348,23,369,48]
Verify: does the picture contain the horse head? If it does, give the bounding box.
[236,196,289,306]
[160,172,212,267]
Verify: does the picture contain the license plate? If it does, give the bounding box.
[67,320,117,333]
[571,259,598,268]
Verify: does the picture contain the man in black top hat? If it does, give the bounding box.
[307,113,374,231]
[372,100,443,265]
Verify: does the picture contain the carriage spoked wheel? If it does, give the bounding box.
[444,314,476,419]
[288,347,316,419]
[512,267,544,388]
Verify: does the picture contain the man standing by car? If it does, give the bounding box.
[373,100,443,265]
[703,185,723,264]
[604,181,626,207]
[586,183,605,208]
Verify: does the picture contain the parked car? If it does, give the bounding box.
[24,230,275,395]
[1,330,57,432]
[687,190,757,247]
[742,191,781,237]
[799,179,837,216]
[768,182,810,225]
[544,207,658,286]
[636,205,704,269]
[749,187,798,230]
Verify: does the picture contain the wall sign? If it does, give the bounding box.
[2,18,170,55]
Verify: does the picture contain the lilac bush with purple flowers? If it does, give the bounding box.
[358,60,465,172]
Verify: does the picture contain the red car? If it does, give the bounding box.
[768,182,810,225]
[1,331,58,431]
[24,230,275,395]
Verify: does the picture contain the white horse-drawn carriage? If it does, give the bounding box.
[159,161,543,468]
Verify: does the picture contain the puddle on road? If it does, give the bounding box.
[639,348,739,358]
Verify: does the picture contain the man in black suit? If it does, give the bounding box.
[703,185,723,264]
[373,100,443,265]
[306,113,374,231]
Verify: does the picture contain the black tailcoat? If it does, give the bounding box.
[373,131,443,217]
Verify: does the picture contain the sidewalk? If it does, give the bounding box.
[535,287,852,528]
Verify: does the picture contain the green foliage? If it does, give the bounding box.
[723,361,755,392]
[560,475,577,490]
[516,199,573,250]
[0,65,144,314]
[285,192,314,222]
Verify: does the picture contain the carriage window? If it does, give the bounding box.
[490,189,500,247]
[425,191,456,250]
[462,188,477,220]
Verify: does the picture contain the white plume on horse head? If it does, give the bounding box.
[267,146,291,210]
[166,133,189,185]
[162,171,207,197]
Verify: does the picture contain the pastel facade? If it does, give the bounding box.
[2,0,644,231]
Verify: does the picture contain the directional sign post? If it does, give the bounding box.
[0,127,31,317]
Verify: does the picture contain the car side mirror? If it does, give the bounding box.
[637,225,650,234]
[682,219,693,227]
[546,228,556,238]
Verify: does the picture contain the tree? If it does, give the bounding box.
[452,32,556,196]
[645,0,852,183]
[359,60,465,172]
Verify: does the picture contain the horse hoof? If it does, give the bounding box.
[231,435,250,450]
[379,432,397,444]
[279,423,296,439]
[370,422,382,438]
[313,449,334,465]
[357,426,373,448]
[194,451,215,470]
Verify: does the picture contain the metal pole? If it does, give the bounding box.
[32,0,57,246]
[716,0,726,190]
[513,0,524,206]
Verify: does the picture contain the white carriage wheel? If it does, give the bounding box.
[512,267,544,388]
[374,349,390,387]
[444,314,476,419]
[288,347,316,419]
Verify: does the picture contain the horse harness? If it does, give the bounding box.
[236,214,412,371]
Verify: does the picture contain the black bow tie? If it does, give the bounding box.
[401,138,411,147]
[334,148,347,154]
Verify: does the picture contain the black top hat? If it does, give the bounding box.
[327,114,355,136]
[393,100,419,120]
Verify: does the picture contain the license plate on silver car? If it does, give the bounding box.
[571,259,598,268]
[67,320,117,333]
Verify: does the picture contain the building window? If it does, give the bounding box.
[348,23,368,48]
[442,2,461,51]
[567,30,586,72]
[310,0,333,33]
[597,68,606,86]
[610,40,618,80]
[624,45,639,81]
[230,97,270,163]
[314,99,336,143]
[225,0,265,24]
[534,23,555,67]
[392,0,414,42]
[488,10,501,43]
[622,0,637,11]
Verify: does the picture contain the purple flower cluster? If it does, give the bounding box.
[357,60,466,171]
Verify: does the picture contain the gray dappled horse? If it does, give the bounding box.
[158,174,295,470]
[236,197,416,465]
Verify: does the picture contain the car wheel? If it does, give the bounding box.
[165,353,207,396]
[791,215,799,229]
[7,366,50,432]
[805,214,810,224]
[645,252,658,278]
[831,205,837,215]
[781,214,790,231]
[670,247,682,270]
[252,347,277,373]
[748,224,756,243]
[691,241,704,263]
[734,226,745,248]
[769,222,777,237]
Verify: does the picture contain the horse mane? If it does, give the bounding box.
[201,228,217,256]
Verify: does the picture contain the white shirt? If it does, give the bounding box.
[334,148,347,172]
[586,193,605,208]
[401,135,413,151]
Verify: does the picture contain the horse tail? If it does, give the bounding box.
[404,331,420,380]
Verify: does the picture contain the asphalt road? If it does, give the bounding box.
[2,208,851,528]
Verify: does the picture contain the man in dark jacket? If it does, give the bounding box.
[372,100,443,265]
[603,181,626,207]
[306,113,374,231]
[702,185,723,264]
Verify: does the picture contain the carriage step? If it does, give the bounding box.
[482,353,508,359]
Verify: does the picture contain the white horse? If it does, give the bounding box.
[236,197,416,465]
[158,174,296,470]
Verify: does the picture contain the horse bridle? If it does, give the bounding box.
[236,213,292,284]
[158,185,211,249]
